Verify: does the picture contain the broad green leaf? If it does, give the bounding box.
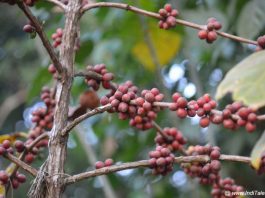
[131,23,181,71]
[216,51,265,109]
[236,0,265,39]
[250,131,265,170]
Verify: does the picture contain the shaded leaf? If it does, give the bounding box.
[132,23,181,71]
[216,51,265,109]
[236,0,265,39]
[250,131,265,170]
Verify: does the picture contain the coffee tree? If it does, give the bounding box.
[0,0,265,197]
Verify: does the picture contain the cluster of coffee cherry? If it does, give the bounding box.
[198,18,222,43]
[158,4,179,30]
[221,102,257,132]
[154,127,186,152]
[256,35,265,51]
[211,178,244,198]
[85,64,115,91]
[52,28,63,48]
[95,158,114,169]
[0,169,26,189]
[181,145,221,185]
[148,146,175,175]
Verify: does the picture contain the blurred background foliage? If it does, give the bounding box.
[0,0,265,197]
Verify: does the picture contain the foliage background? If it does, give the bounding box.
[0,0,265,197]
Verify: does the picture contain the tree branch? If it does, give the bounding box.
[4,153,38,176]
[82,2,257,45]
[64,154,251,185]
[17,2,63,74]
[45,0,67,10]
[62,104,112,136]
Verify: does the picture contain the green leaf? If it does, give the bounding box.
[236,0,265,39]
[250,130,265,170]
[216,51,265,109]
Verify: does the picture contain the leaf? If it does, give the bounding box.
[131,23,181,71]
[0,132,27,144]
[216,51,265,109]
[236,0,265,39]
[0,184,5,196]
[250,131,265,170]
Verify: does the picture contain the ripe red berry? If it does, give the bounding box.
[0,171,9,184]
[16,174,26,183]
[104,158,114,166]
[207,31,217,42]
[198,30,208,40]
[177,97,187,108]
[2,140,10,149]
[95,161,105,169]
[15,140,25,153]
[200,117,210,128]
[25,153,35,164]
[246,122,256,133]
[177,108,187,118]
[164,4,172,12]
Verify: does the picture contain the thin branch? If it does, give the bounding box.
[17,2,63,74]
[64,154,251,184]
[45,0,67,10]
[5,132,49,192]
[26,132,49,150]
[4,153,38,176]
[152,121,171,140]
[81,2,258,45]
[62,104,112,136]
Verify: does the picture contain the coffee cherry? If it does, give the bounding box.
[104,158,114,166]
[200,117,210,128]
[2,140,10,149]
[0,171,9,184]
[198,30,208,39]
[15,140,25,153]
[95,161,105,169]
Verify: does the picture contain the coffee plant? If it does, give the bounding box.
[0,1,265,198]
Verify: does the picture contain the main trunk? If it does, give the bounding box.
[28,1,81,198]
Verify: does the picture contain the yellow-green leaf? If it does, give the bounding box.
[216,51,265,109]
[0,132,28,144]
[0,184,5,196]
[250,131,265,170]
[132,23,181,71]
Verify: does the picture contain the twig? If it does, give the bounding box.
[81,2,258,45]
[62,104,112,136]
[64,154,251,184]
[45,0,67,10]
[4,153,38,176]
[5,132,49,192]
[152,121,171,140]
[17,2,63,74]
